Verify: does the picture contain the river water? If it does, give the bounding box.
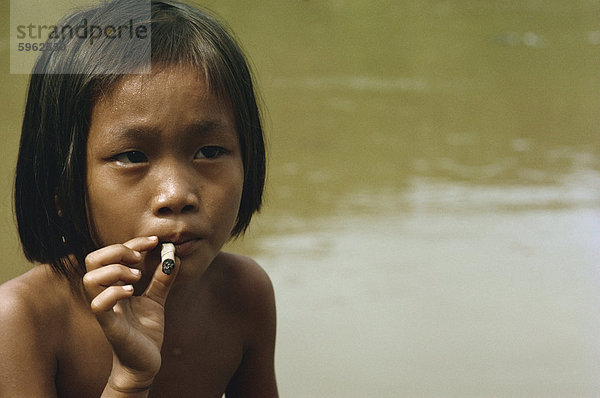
[1,1,599,397]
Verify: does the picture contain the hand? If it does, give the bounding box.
[83,236,180,391]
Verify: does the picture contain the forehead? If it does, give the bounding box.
[89,66,236,142]
[96,66,227,115]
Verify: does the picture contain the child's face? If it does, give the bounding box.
[85,66,244,278]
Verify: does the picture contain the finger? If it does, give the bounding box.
[122,235,160,253]
[90,285,134,314]
[143,256,181,307]
[85,236,159,272]
[83,265,142,300]
[85,246,142,273]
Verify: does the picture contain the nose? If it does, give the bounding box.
[151,164,200,216]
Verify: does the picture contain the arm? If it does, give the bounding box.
[225,264,278,398]
[0,285,58,397]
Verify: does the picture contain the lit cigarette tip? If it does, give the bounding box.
[161,243,175,275]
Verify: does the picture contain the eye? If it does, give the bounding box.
[195,146,227,159]
[114,151,148,164]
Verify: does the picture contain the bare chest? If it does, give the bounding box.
[150,318,244,397]
[55,309,244,398]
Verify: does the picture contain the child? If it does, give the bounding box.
[0,1,278,397]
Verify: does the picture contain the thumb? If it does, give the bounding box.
[143,256,180,306]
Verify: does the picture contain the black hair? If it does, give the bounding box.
[14,0,265,279]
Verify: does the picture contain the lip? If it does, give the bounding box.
[171,238,202,257]
[157,232,203,257]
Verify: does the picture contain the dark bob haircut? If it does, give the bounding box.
[14,0,265,279]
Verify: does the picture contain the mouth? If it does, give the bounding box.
[158,233,203,257]
[172,238,202,256]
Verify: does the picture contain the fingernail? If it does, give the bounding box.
[149,236,158,241]
[133,251,142,259]
[123,285,134,292]
[130,268,141,276]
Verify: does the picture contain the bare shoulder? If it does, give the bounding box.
[0,264,69,326]
[213,252,274,288]
[212,252,279,397]
[208,251,277,337]
[0,265,69,396]
[210,251,276,315]
[0,265,70,347]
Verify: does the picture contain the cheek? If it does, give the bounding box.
[215,163,245,230]
[227,169,245,216]
[85,173,138,245]
[86,188,116,244]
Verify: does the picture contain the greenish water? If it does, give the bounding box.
[1,1,600,396]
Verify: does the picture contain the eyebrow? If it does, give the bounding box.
[108,119,233,140]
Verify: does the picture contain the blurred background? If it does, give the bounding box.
[1,0,600,396]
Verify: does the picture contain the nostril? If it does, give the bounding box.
[157,204,196,215]
[181,204,195,213]
[158,207,173,215]
[154,191,199,215]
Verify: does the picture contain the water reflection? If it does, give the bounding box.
[253,173,600,397]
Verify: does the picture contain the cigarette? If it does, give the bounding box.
[161,243,175,275]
